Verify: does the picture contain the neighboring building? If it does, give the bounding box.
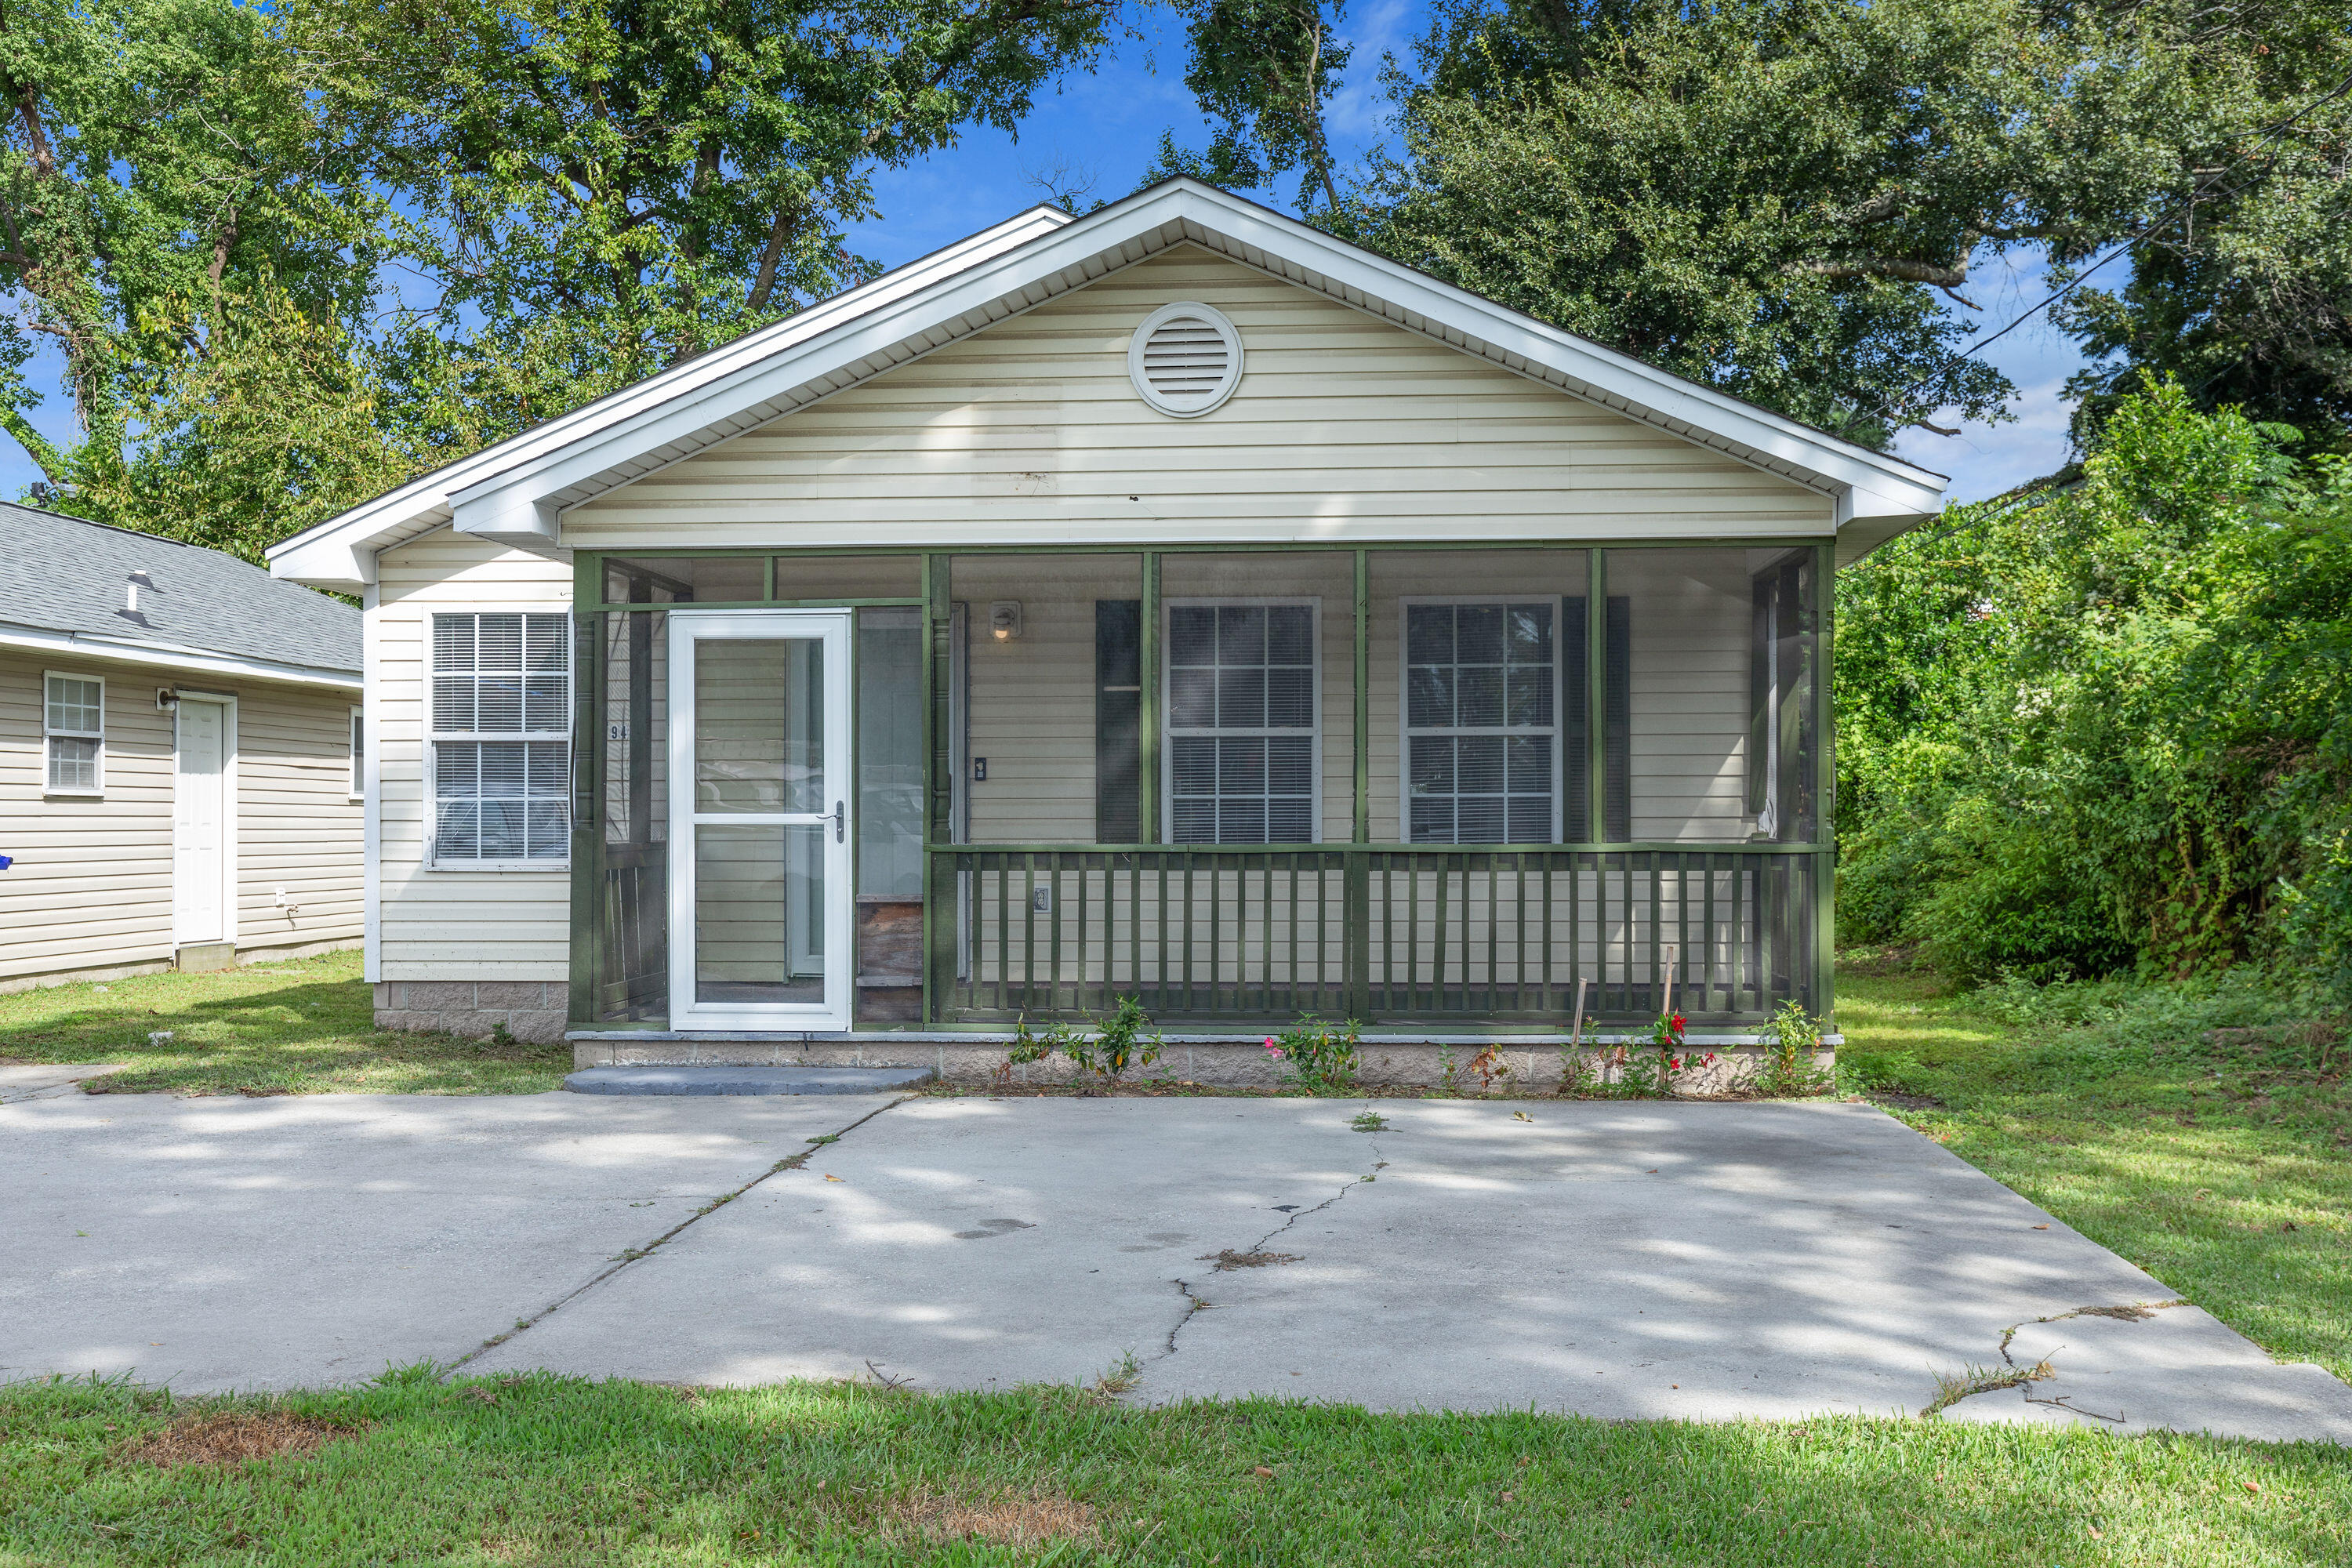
[267,180,1945,1081]
[1,506,362,990]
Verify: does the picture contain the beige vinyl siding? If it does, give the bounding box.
[374,529,572,982]
[234,683,365,953]
[1613,549,1762,842]
[564,246,1831,549]
[0,652,175,982]
[956,554,1138,845]
[0,651,361,988]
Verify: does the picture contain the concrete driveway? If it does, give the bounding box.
[8,1090,2349,1443]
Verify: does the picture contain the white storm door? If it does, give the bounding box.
[173,697,230,945]
[668,611,854,1032]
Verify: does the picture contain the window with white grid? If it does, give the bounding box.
[430,612,572,864]
[44,673,103,793]
[1166,602,1318,844]
[1405,601,1557,844]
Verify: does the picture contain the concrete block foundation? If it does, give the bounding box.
[568,1033,1836,1095]
[376,981,568,1044]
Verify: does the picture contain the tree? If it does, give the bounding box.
[0,0,385,496]
[1154,0,1352,212]
[1332,0,2088,445]
[336,0,1127,397]
[2045,0,2352,442]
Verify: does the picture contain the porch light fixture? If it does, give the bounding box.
[1129,302,1243,417]
[989,601,1024,641]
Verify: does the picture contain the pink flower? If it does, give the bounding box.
[1263,1037,1285,1058]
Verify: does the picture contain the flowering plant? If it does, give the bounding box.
[1650,1011,1686,1051]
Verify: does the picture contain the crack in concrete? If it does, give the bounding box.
[1930,1298,2194,1424]
[441,1094,915,1379]
[1145,1112,1387,1374]
[1994,1298,2190,1367]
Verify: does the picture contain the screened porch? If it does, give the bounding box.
[566,543,1830,1034]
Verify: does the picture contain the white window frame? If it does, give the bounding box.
[1160,597,1322,845]
[43,670,105,797]
[426,609,573,871]
[348,706,365,800]
[1399,596,1566,846]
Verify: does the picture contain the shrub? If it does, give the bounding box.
[1265,1016,1362,1094]
[1753,1000,1834,1097]
[1001,997,1163,1091]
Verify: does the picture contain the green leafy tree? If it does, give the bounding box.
[2043,0,2352,442]
[1152,0,1352,212]
[0,0,387,508]
[338,0,1127,400]
[1330,0,2089,445]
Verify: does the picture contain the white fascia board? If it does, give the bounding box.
[0,622,361,691]
[268,205,1072,588]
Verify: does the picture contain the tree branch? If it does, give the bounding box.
[1789,256,1970,288]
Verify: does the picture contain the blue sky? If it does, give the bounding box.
[0,4,2082,509]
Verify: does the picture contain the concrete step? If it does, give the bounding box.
[564,1065,936,1097]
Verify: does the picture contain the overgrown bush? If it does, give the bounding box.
[1837,383,2352,998]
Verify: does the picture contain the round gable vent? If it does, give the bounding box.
[1128,302,1243,417]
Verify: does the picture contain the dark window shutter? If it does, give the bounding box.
[1096,601,1142,844]
[1604,594,1631,842]
[1749,574,1773,816]
[1561,596,1588,842]
[1774,562,1806,840]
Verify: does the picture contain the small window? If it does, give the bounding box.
[349,707,365,800]
[44,673,103,794]
[1405,602,1558,844]
[1166,601,1317,844]
[430,612,571,865]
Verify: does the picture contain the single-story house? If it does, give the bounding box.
[1,506,363,989]
[267,179,1944,1083]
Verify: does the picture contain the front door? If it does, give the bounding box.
[172,696,230,946]
[668,611,854,1031]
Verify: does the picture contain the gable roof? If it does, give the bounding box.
[268,179,1946,590]
[1,505,359,688]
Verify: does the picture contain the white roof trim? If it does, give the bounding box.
[270,180,1944,590]
[0,622,362,691]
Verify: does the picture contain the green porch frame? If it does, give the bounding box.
[568,541,1835,1033]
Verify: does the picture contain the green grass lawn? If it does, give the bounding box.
[3,1371,2347,1566]
[1836,965,2351,1385]
[0,951,568,1096]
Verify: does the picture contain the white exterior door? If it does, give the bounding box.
[173,697,232,946]
[668,611,854,1032]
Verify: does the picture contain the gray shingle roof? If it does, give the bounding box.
[0,504,358,678]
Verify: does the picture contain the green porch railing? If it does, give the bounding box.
[927,844,1818,1027]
